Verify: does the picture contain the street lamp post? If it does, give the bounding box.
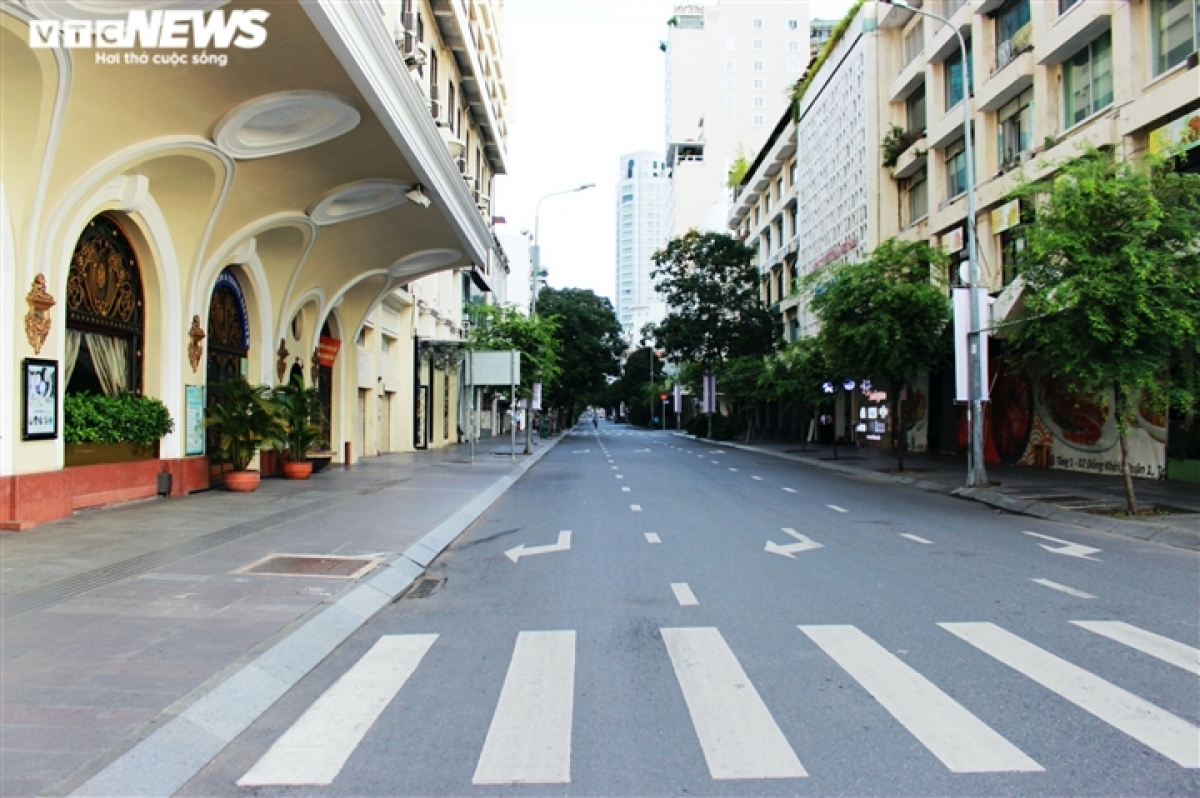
[526,183,594,452]
[880,0,987,487]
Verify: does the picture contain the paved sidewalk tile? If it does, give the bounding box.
[0,438,554,798]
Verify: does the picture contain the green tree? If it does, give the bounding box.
[536,287,626,423]
[1008,147,1200,511]
[805,238,951,471]
[716,355,772,442]
[651,230,777,435]
[766,337,831,452]
[466,303,561,399]
[609,347,666,428]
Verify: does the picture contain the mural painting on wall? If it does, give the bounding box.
[904,375,930,454]
[962,357,1166,479]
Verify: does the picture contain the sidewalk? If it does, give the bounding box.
[698,436,1200,551]
[0,435,559,798]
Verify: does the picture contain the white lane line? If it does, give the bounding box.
[1031,578,1095,599]
[941,622,1200,768]
[671,583,699,606]
[827,504,848,513]
[729,467,739,472]
[661,627,807,780]
[616,475,624,479]
[711,460,719,464]
[238,634,437,786]
[899,533,934,545]
[752,476,763,481]
[800,626,1040,773]
[1072,621,1200,676]
[622,487,631,492]
[630,504,642,512]
[473,631,575,785]
[645,533,661,544]
[611,466,618,470]
[782,487,797,493]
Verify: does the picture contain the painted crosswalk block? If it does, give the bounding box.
[237,619,1198,789]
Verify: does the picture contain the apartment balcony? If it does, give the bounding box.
[1037,0,1116,66]
[927,1,974,63]
[977,48,1034,112]
[927,96,975,149]
[890,54,927,103]
[1120,63,1200,139]
[893,135,928,179]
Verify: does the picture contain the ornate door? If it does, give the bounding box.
[206,271,249,482]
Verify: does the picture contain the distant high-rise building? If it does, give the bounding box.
[664,2,810,236]
[615,152,671,340]
[810,18,837,60]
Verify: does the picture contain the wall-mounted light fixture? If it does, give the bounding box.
[405,184,432,208]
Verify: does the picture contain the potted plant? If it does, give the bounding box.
[206,375,280,492]
[272,374,326,479]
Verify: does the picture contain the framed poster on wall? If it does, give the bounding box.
[185,384,205,455]
[23,358,58,440]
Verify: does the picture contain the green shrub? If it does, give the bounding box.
[64,392,174,446]
[685,413,739,440]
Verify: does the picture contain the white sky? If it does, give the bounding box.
[493,0,858,305]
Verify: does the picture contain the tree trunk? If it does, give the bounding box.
[894,384,906,473]
[1114,388,1139,514]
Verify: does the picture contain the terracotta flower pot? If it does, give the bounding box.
[280,460,313,480]
[223,470,261,492]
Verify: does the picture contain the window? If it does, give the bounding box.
[903,22,924,67]
[1064,31,1112,127]
[725,59,735,71]
[753,114,765,126]
[753,18,763,28]
[753,96,765,108]
[725,76,736,89]
[944,39,973,109]
[903,169,929,225]
[945,137,968,198]
[753,60,764,71]
[1153,0,1198,76]
[753,78,765,89]
[788,19,799,30]
[787,60,802,72]
[997,87,1034,170]
[725,95,736,107]
[725,37,736,50]
[994,0,1031,70]
[789,161,797,186]
[906,84,927,135]
[1058,0,1080,13]
[788,40,800,51]
[753,39,764,50]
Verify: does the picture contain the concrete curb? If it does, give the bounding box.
[682,433,1199,552]
[69,437,563,798]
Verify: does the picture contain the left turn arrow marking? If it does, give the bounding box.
[506,530,572,563]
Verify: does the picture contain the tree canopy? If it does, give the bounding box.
[1008,147,1200,510]
[537,287,626,419]
[465,303,560,398]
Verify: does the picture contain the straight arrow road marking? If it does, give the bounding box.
[765,528,824,558]
[506,531,572,563]
[1031,578,1095,599]
[799,625,1041,773]
[1072,621,1200,675]
[941,622,1200,768]
[827,504,848,513]
[238,634,437,786]
[900,533,934,545]
[1021,531,1102,560]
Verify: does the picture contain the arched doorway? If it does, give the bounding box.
[315,320,338,453]
[206,268,250,483]
[64,214,145,399]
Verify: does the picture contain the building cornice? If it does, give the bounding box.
[300,0,493,268]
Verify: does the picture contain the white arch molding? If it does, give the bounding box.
[200,248,275,386]
[0,181,16,475]
[47,175,185,461]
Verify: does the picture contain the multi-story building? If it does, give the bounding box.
[730,0,1200,481]
[615,152,671,340]
[0,0,509,528]
[664,2,810,236]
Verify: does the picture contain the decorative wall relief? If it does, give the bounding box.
[276,338,289,384]
[187,315,206,373]
[24,274,56,355]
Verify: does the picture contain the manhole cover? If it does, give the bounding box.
[240,554,378,579]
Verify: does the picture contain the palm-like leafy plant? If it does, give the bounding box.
[273,375,326,463]
[206,375,281,472]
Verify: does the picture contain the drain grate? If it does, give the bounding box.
[240,554,378,579]
[405,577,446,599]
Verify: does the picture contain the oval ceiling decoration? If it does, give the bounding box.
[389,249,462,276]
[309,180,412,226]
[24,1,230,20]
[214,91,361,161]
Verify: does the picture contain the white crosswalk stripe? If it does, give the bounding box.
[238,634,437,786]
[473,630,576,785]
[800,625,1041,773]
[942,622,1200,768]
[1071,620,1200,676]
[662,626,807,780]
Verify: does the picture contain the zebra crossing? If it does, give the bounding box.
[236,618,1198,788]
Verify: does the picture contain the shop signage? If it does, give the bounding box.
[22,358,58,440]
[317,335,341,368]
[1149,110,1200,156]
[990,199,1021,234]
[185,384,205,456]
[812,237,858,271]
